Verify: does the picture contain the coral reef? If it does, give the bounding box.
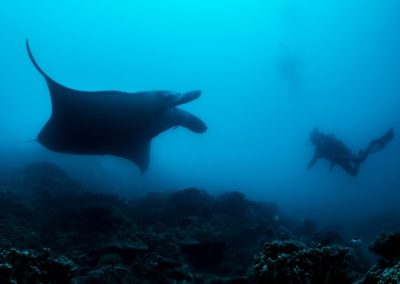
[0,161,395,283]
[254,240,354,284]
[0,248,76,283]
[0,162,278,283]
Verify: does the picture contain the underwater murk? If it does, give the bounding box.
[0,0,400,283]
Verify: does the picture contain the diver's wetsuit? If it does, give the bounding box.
[308,128,394,177]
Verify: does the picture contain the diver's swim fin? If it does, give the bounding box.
[367,128,394,155]
[382,128,394,144]
[372,128,394,147]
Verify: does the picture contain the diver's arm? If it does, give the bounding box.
[307,151,319,169]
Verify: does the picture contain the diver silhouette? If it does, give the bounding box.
[277,43,302,97]
[307,128,394,177]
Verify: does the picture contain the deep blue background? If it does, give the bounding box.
[0,0,399,229]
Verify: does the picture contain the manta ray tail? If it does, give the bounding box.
[18,139,38,144]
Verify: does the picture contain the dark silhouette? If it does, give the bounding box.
[277,43,302,96]
[308,128,394,176]
[26,40,207,173]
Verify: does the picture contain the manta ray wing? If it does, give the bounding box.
[112,141,151,173]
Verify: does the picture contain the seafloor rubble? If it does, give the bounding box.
[0,162,397,283]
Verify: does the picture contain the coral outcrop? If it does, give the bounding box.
[356,231,400,284]
[0,248,76,283]
[254,240,354,284]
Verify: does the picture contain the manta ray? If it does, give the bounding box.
[26,40,207,173]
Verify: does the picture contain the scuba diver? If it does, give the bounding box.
[307,128,394,176]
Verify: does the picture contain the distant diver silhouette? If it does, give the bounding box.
[307,128,394,177]
[26,40,207,173]
[277,43,302,96]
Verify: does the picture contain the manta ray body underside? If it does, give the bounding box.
[26,40,207,172]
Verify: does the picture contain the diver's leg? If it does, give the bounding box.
[337,161,359,177]
[357,138,383,163]
[356,150,369,163]
[365,143,382,155]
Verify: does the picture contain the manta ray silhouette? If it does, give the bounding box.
[26,40,207,173]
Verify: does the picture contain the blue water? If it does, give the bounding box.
[0,0,400,227]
